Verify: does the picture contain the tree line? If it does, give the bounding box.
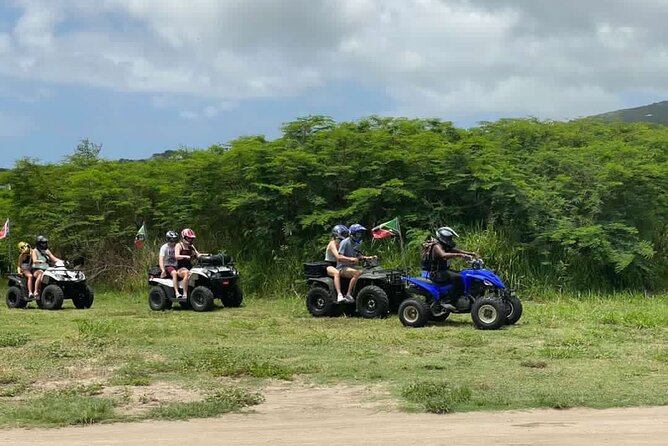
[0,116,666,293]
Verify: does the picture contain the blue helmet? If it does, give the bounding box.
[349,223,366,243]
[331,224,349,240]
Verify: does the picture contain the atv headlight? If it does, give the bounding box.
[483,279,493,286]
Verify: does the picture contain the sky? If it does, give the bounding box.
[1,0,667,168]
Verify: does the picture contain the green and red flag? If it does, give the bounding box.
[0,219,9,240]
[372,217,400,239]
[134,222,146,249]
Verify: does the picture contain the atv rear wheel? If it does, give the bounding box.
[148,286,171,311]
[41,285,64,310]
[221,283,243,307]
[6,286,27,309]
[398,298,430,327]
[504,295,523,325]
[356,285,389,318]
[471,297,506,330]
[306,286,333,317]
[189,286,214,312]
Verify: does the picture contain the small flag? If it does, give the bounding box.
[372,217,399,239]
[0,219,9,240]
[134,222,146,249]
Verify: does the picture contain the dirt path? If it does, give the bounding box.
[1,383,667,446]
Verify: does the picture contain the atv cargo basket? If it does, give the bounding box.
[303,261,331,278]
[199,253,230,266]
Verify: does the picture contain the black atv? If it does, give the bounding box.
[6,261,94,310]
[148,253,243,312]
[303,258,407,318]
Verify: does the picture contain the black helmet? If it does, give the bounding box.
[165,230,179,242]
[435,226,459,248]
[36,235,48,250]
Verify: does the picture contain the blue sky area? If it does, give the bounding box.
[1,1,666,168]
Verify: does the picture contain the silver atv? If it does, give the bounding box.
[6,260,94,310]
[147,254,243,312]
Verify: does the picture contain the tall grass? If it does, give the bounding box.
[89,225,662,297]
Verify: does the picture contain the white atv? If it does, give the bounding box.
[147,253,243,312]
[6,260,94,310]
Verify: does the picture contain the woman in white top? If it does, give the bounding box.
[325,225,357,303]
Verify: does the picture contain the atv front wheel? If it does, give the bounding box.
[72,285,94,309]
[398,298,430,327]
[356,285,389,318]
[6,286,27,309]
[189,286,214,312]
[41,285,64,310]
[306,286,333,317]
[504,295,523,325]
[221,284,243,307]
[471,297,506,330]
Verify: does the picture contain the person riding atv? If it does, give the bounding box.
[421,226,478,310]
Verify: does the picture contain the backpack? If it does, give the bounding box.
[421,238,439,271]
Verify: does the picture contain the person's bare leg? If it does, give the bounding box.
[179,269,189,298]
[24,271,33,296]
[33,271,43,298]
[327,266,343,300]
[345,271,362,299]
[171,270,180,297]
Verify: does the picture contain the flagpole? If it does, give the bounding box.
[397,217,407,273]
[6,219,10,274]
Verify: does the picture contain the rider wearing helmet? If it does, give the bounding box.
[174,228,203,300]
[17,241,35,298]
[31,235,63,298]
[176,228,201,270]
[422,226,478,297]
[325,224,355,303]
[336,223,375,302]
[159,230,182,298]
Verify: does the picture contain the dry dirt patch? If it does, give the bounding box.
[2,382,668,446]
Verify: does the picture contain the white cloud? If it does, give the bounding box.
[179,101,237,120]
[1,0,668,121]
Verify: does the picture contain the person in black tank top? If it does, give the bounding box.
[175,228,202,299]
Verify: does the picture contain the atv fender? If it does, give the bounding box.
[307,277,335,294]
[404,277,441,300]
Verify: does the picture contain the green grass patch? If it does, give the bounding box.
[4,391,117,427]
[401,380,473,413]
[0,332,29,348]
[146,386,264,420]
[181,347,293,379]
[0,290,667,426]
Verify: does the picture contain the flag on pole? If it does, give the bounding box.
[134,222,146,249]
[372,217,400,239]
[0,219,9,240]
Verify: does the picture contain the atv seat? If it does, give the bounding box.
[411,277,434,285]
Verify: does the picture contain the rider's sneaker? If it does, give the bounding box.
[344,294,355,303]
[336,294,346,303]
[176,293,183,299]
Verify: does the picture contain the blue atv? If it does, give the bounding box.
[398,259,522,330]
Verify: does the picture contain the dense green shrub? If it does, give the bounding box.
[0,116,665,293]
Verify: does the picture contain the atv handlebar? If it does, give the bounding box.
[358,256,379,268]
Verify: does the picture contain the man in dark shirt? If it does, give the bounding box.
[422,227,478,298]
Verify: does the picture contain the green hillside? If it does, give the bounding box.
[592,101,668,124]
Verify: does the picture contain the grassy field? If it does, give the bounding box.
[1,290,667,427]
